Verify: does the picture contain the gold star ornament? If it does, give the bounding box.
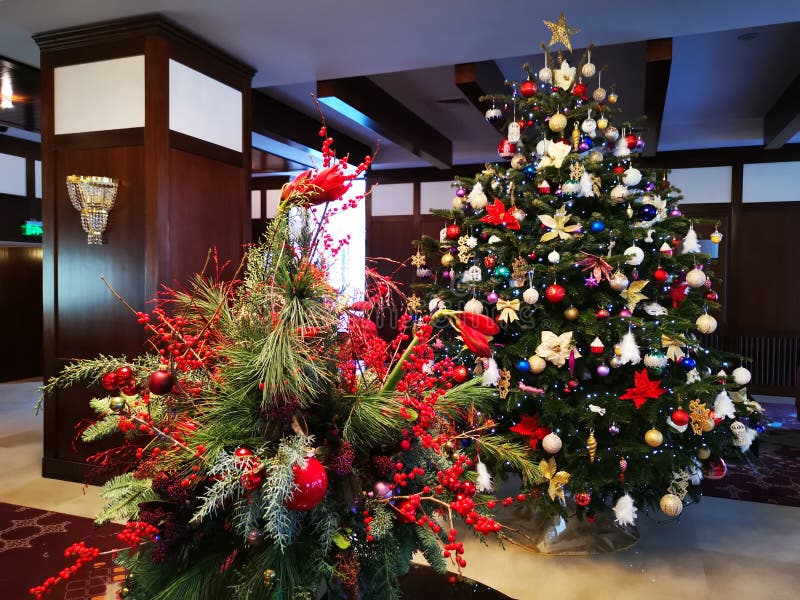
[543,12,580,52]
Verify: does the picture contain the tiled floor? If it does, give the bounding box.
[2,379,799,599]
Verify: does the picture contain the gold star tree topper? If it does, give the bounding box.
[543,12,580,52]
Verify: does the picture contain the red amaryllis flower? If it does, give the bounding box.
[281,164,351,206]
[458,322,492,358]
[457,312,499,336]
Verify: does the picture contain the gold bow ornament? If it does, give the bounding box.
[661,334,686,361]
[496,298,520,323]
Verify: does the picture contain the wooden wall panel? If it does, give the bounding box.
[168,148,245,283]
[0,247,43,382]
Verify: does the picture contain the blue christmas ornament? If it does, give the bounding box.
[590,220,605,232]
[494,265,511,279]
[516,360,531,373]
[638,205,657,221]
[681,357,697,371]
[524,164,538,177]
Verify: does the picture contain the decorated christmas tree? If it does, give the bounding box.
[34,129,544,599]
[413,14,764,529]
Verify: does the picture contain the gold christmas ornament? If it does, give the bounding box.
[659,493,684,517]
[593,87,607,103]
[464,298,484,314]
[564,306,580,320]
[697,447,711,460]
[441,253,455,268]
[596,113,608,128]
[689,399,712,436]
[710,229,724,244]
[452,196,465,210]
[263,569,277,587]
[608,91,619,104]
[528,355,547,374]
[548,112,568,132]
[608,271,629,291]
[586,429,597,462]
[543,12,580,52]
[702,418,715,433]
[696,313,718,334]
[109,396,126,412]
[644,428,664,447]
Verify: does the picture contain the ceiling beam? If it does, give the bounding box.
[454,61,507,132]
[764,72,800,149]
[317,77,452,169]
[641,38,672,157]
[251,90,371,166]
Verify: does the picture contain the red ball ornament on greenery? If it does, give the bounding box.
[497,139,517,159]
[612,165,625,175]
[452,365,469,383]
[671,408,690,427]
[484,255,497,269]
[626,134,638,149]
[520,80,537,97]
[595,308,610,319]
[653,268,669,282]
[115,365,134,383]
[148,369,175,395]
[574,492,591,507]
[284,456,328,511]
[100,372,117,391]
[545,284,566,303]
[445,224,461,240]
[572,83,587,97]
[706,291,719,301]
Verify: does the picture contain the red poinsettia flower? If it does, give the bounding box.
[619,369,667,409]
[509,413,551,448]
[281,164,351,206]
[479,199,520,230]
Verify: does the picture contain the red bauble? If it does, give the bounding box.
[284,457,328,511]
[497,139,517,160]
[572,83,587,97]
[705,291,719,301]
[703,457,727,480]
[625,134,638,149]
[574,492,591,507]
[241,471,263,491]
[148,369,175,395]
[653,268,669,282]
[445,224,461,240]
[484,255,497,268]
[528,251,537,260]
[595,308,610,319]
[100,372,117,391]
[115,365,134,383]
[452,365,469,383]
[121,384,137,396]
[612,165,625,175]
[520,80,537,97]
[671,408,690,427]
[537,181,551,194]
[545,284,566,303]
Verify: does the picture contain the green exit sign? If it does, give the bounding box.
[21,220,43,237]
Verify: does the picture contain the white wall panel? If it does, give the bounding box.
[169,60,242,152]
[54,56,145,134]
[421,181,454,213]
[743,162,800,203]
[370,183,413,216]
[34,160,42,198]
[669,166,732,204]
[0,153,26,196]
[266,189,281,218]
[251,190,262,219]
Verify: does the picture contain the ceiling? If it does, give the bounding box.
[1,0,799,170]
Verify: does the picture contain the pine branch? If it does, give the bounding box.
[95,473,157,525]
[342,392,406,453]
[476,434,541,484]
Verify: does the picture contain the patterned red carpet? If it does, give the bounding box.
[0,503,123,600]
[702,403,800,507]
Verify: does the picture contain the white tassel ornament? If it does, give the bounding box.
[681,224,701,254]
[482,358,500,387]
[475,458,494,493]
[613,494,638,526]
[714,390,736,420]
[618,331,641,365]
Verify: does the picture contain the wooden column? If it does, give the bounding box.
[35,15,254,482]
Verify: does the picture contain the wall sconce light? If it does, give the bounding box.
[0,73,13,110]
[66,175,119,245]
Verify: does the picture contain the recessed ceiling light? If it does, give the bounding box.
[737,32,759,41]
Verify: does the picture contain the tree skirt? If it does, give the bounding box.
[0,502,123,599]
[702,404,800,507]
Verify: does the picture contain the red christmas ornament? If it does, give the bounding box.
[671,408,690,427]
[612,165,625,175]
[284,456,328,511]
[148,369,175,395]
[445,224,461,239]
[484,255,497,268]
[241,471,263,491]
[574,492,591,507]
[705,291,719,301]
[545,284,566,303]
[703,457,727,480]
[121,383,137,396]
[520,80,537,97]
[452,365,469,383]
[572,83,587,97]
[537,181,551,194]
[497,139,517,160]
[595,308,610,319]
[625,134,638,149]
[115,365,134,383]
[653,268,669,282]
[100,372,117,391]
[528,251,537,260]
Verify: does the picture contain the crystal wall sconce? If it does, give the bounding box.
[66,175,119,245]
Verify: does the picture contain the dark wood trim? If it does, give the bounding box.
[317,77,452,169]
[454,61,507,132]
[37,41,147,69]
[764,71,800,149]
[364,177,375,258]
[369,164,486,184]
[642,38,672,158]
[25,158,35,201]
[34,14,255,80]
[412,182,421,240]
[169,131,243,167]
[241,69,253,245]
[53,128,145,150]
[641,143,800,169]
[0,135,41,159]
[42,457,95,484]
[251,176,290,191]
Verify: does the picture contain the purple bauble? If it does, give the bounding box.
[669,208,682,217]
[578,138,591,152]
[486,291,499,304]
[456,187,466,198]
[374,481,393,499]
[645,180,656,191]
[619,308,632,317]
[442,270,451,280]
[608,423,620,436]
[596,364,610,377]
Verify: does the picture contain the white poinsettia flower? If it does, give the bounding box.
[553,60,576,89]
[535,330,581,367]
